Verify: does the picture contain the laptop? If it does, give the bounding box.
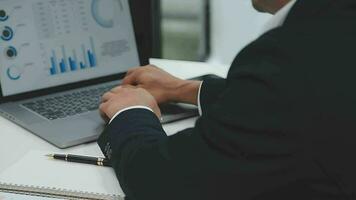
[0,0,198,148]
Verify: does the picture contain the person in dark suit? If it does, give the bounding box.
[98,0,356,199]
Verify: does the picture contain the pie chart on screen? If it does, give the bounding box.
[6,66,22,81]
[91,0,115,28]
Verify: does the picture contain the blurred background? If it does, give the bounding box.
[130,0,271,66]
[160,0,209,61]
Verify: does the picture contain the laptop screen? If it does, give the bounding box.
[0,0,139,97]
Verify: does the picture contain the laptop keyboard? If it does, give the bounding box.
[22,84,116,120]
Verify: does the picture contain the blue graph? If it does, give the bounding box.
[91,0,114,28]
[49,37,98,76]
[0,10,9,22]
[7,66,21,80]
[1,26,14,41]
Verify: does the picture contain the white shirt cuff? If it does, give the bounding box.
[197,81,203,116]
[109,106,154,124]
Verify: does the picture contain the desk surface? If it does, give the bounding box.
[0,59,228,172]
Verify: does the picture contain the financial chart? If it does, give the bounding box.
[0,0,139,96]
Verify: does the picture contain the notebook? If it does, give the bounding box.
[0,192,63,200]
[0,151,124,200]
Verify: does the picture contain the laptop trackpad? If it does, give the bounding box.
[30,116,105,148]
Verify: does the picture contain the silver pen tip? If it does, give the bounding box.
[45,154,54,158]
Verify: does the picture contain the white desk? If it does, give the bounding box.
[0,59,229,173]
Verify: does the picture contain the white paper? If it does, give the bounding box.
[0,192,63,200]
[0,151,124,197]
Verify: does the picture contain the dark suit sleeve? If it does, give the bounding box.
[199,77,226,113]
[98,32,325,200]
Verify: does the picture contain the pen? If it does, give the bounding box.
[46,154,110,167]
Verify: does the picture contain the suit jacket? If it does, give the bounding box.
[98,1,356,199]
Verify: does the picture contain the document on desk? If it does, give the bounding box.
[0,151,124,200]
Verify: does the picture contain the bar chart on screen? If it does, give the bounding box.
[49,37,98,76]
[0,0,139,97]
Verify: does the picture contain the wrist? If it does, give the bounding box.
[109,106,154,124]
[172,80,202,105]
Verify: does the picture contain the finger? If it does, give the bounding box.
[99,102,109,115]
[110,86,128,93]
[126,67,140,76]
[156,108,162,119]
[136,84,144,89]
[122,73,138,85]
[123,67,141,84]
[121,84,137,89]
[101,91,115,103]
[99,109,109,123]
[147,64,158,69]
[123,67,145,85]
[99,103,109,122]
[110,85,136,94]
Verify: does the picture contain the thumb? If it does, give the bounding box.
[153,107,162,120]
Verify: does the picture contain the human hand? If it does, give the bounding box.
[122,65,202,105]
[100,85,161,122]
